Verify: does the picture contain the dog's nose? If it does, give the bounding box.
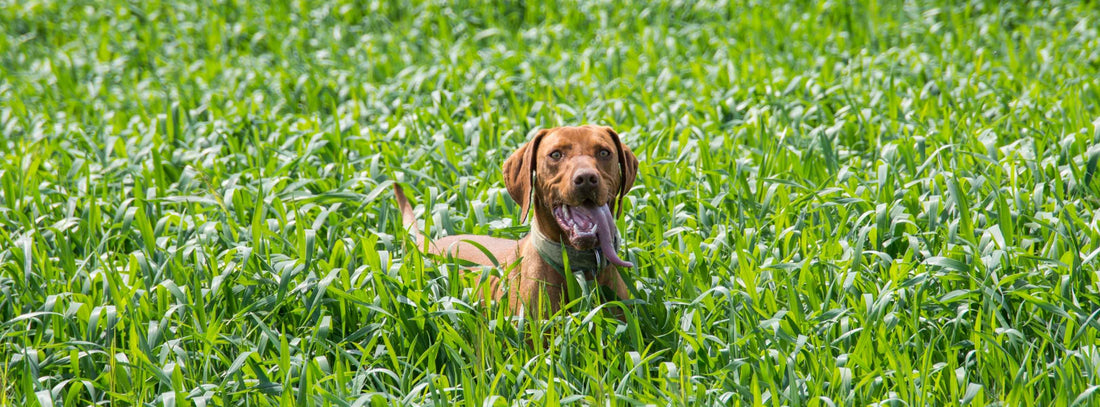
[573,169,600,190]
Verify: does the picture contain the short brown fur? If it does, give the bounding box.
[395,125,638,317]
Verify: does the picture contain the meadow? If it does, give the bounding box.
[2,0,1100,405]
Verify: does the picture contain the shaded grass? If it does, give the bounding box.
[2,0,1100,405]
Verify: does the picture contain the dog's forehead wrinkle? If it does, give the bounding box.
[538,141,578,155]
[542,127,607,145]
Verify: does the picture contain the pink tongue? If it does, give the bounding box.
[569,205,598,230]
[592,205,634,268]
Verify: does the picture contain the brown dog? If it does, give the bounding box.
[394,125,638,317]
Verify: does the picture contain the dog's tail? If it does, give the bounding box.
[393,183,425,247]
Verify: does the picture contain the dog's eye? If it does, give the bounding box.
[598,149,611,158]
[549,151,562,160]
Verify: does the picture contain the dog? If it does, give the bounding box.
[394,125,638,317]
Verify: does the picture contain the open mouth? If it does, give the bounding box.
[550,203,634,267]
[552,204,600,248]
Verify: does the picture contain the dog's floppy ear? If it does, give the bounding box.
[604,126,638,218]
[502,129,550,224]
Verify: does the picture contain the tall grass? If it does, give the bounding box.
[2,0,1099,405]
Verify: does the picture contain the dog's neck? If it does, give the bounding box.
[529,217,619,280]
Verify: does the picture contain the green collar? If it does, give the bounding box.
[530,219,619,280]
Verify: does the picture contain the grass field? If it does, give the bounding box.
[3,0,1100,405]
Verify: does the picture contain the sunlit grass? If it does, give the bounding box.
[2,0,1099,405]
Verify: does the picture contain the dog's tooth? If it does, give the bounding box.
[564,206,571,219]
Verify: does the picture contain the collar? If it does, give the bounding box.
[530,218,619,280]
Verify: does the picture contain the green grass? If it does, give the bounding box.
[2,0,1100,405]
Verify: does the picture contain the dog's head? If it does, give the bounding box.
[503,125,638,254]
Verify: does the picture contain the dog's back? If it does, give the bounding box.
[393,184,519,267]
